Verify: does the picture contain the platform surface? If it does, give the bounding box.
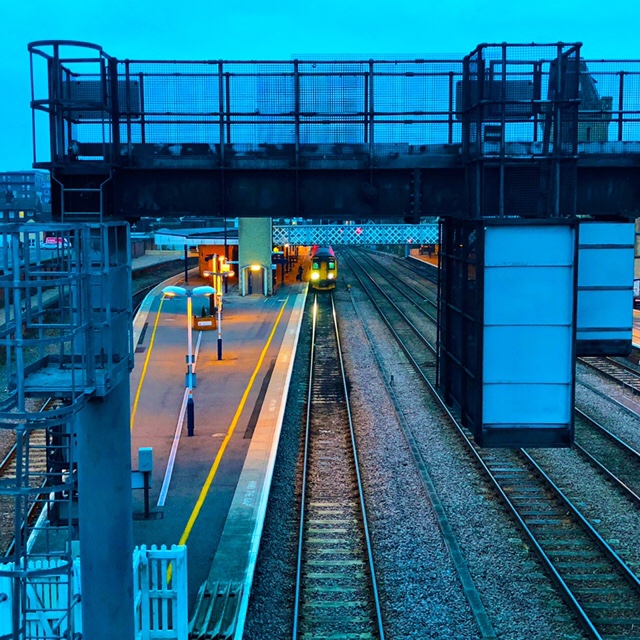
[129,252,308,620]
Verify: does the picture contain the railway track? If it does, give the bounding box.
[293,293,384,639]
[360,250,438,319]
[580,356,640,399]
[342,250,437,362]
[573,408,640,505]
[390,250,439,285]
[341,249,640,638]
[0,398,72,556]
[484,447,640,638]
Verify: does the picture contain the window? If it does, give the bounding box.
[328,260,335,269]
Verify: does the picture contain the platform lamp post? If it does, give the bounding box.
[205,258,234,360]
[162,285,216,390]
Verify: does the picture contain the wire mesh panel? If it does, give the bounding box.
[460,43,583,219]
[461,43,582,160]
[28,41,640,172]
[117,60,223,164]
[575,60,640,148]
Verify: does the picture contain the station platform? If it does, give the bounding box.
[408,247,439,267]
[129,252,308,635]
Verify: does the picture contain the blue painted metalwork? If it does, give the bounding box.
[576,221,635,355]
[26,41,640,220]
[274,223,439,246]
[0,222,134,639]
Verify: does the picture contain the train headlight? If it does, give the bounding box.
[311,272,320,281]
[328,273,335,279]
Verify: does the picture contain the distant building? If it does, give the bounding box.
[0,170,51,222]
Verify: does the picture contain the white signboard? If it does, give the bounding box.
[481,225,575,447]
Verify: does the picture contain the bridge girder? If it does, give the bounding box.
[50,164,640,223]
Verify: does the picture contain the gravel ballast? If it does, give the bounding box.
[244,276,593,639]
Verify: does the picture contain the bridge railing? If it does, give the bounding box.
[272,223,439,246]
[28,41,640,169]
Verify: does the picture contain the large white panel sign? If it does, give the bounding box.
[481,225,575,447]
[576,222,634,355]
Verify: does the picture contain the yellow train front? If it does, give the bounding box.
[309,245,338,291]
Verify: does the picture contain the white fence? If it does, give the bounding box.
[0,557,81,638]
[0,544,187,639]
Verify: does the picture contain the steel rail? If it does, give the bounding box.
[342,249,436,357]
[344,255,497,639]
[573,408,640,506]
[342,248,640,639]
[292,293,385,639]
[579,356,640,399]
[355,248,439,317]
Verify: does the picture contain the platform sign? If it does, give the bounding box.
[576,222,634,356]
[480,224,576,448]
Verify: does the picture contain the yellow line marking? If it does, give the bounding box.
[130,296,165,430]
[176,295,290,547]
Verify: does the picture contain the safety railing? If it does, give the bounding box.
[29,41,640,169]
[0,545,187,639]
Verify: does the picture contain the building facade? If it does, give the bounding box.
[0,170,51,222]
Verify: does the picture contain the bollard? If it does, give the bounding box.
[187,392,195,436]
[143,471,150,518]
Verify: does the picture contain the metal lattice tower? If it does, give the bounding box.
[0,222,132,638]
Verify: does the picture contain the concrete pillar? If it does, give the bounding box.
[76,376,134,639]
[238,218,273,295]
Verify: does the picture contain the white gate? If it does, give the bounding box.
[0,544,187,639]
[133,544,188,640]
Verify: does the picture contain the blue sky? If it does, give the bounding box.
[2,0,639,171]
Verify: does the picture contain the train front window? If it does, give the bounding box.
[328,260,335,270]
[312,260,319,270]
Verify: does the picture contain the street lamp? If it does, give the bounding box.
[162,285,216,389]
[204,258,234,361]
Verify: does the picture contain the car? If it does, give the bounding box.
[42,237,71,250]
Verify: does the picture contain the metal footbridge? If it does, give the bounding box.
[27,40,640,222]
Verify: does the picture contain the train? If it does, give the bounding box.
[309,245,338,291]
